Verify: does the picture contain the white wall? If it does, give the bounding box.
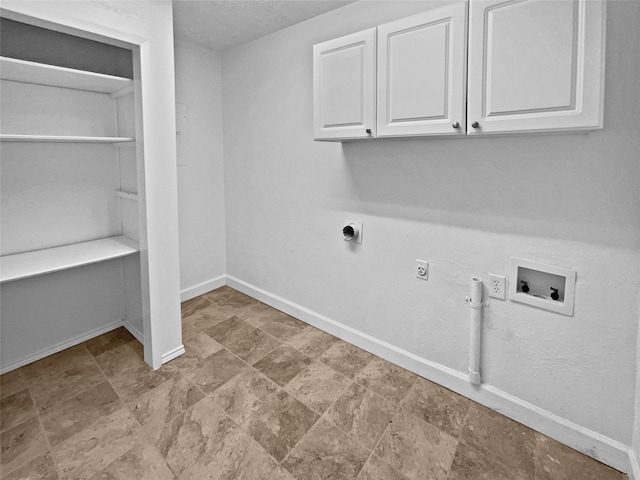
[222,0,640,471]
[2,0,183,369]
[174,40,227,300]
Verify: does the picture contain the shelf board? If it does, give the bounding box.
[115,190,138,201]
[1,236,139,283]
[0,134,134,144]
[0,56,133,94]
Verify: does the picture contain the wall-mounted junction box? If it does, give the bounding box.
[509,258,576,316]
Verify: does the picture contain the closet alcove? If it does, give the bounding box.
[0,17,177,372]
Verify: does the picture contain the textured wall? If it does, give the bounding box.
[174,40,227,296]
[222,0,640,450]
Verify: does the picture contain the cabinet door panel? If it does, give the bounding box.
[313,28,376,140]
[377,3,467,137]
[467,0,605,134]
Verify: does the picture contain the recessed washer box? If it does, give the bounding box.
[509,258,576,316]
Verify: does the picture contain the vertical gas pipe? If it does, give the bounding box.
[468,277,483,385]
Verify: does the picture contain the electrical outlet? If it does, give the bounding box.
[416,260,428,281]
[489,274,506,299]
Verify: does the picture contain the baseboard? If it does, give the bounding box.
[0,320,125,374]
[181,275,226,302]
[123,319,144,344]
[161,344,186,364]
[226,275,631,474]
[629,449,640,480]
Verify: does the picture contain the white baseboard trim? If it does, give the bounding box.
[0,320,125,374]
[181,275,226,302]
[123,319,144,344]
[629,450,640,480]
[226,275,631,474]
[162,344,186,364]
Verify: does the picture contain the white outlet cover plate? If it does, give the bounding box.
[416,259,428,280]
[488,274,506,300]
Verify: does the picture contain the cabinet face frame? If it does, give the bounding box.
[377,2,468,137]
[313,28,376,140]
[466,0,606,135]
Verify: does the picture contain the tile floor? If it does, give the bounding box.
[0,286,628,479]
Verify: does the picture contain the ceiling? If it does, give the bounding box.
[172,0,356,52]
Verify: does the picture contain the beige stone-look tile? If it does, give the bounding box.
[204,287,257,310]
[30,363,106,412]
[241,390,319,462]
[375,409,457,480]
[52,408,140,480]
[534,433,626,480]
[318,341,375,379]
[401,376,470,438]
[41,381,122,447]
[109,363,179,404]
[153,397,237,477]
[210,369,279,424]
[83,328,136,357]
[253,345,312,387]
[357,455,407,480]
[258,313,307,342]
[2,452,59,480]
[285,362,351,414]
[91,443,175,480]
[325,383,395,450]
[181,425,296,480]
[94,342,145,378]
[127,375,205,439]
[181,321,201,341]
[202,316,257,347]
[236,302,283,329]
[458,402,536,475]
[285,327,337,359]
[354,358,417,404]
[282,418,370,480]
[21,345,94,385]
[180,296,212,319]
[169,331,223,371]
[227,328,281,365]
[1,389,36,432]
[0,417,48,475]
[189,308,235,332]
[182,349,248,395]
[200,285,234,303]
[0,370,28,400]
[448,441,524,480]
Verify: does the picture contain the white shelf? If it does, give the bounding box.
[1,236,139,283]
[0,57,133,94]
[115,190,138,201]
[0,134,134,144]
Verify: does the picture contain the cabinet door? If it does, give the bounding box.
[313,28,376,140]
[377,3,467,137]
[467,0,605,135]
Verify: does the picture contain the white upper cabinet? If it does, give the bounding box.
[467,0,606,134]
[313,28,376,140]
[377,3,467,137]
[313,0,605,141]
